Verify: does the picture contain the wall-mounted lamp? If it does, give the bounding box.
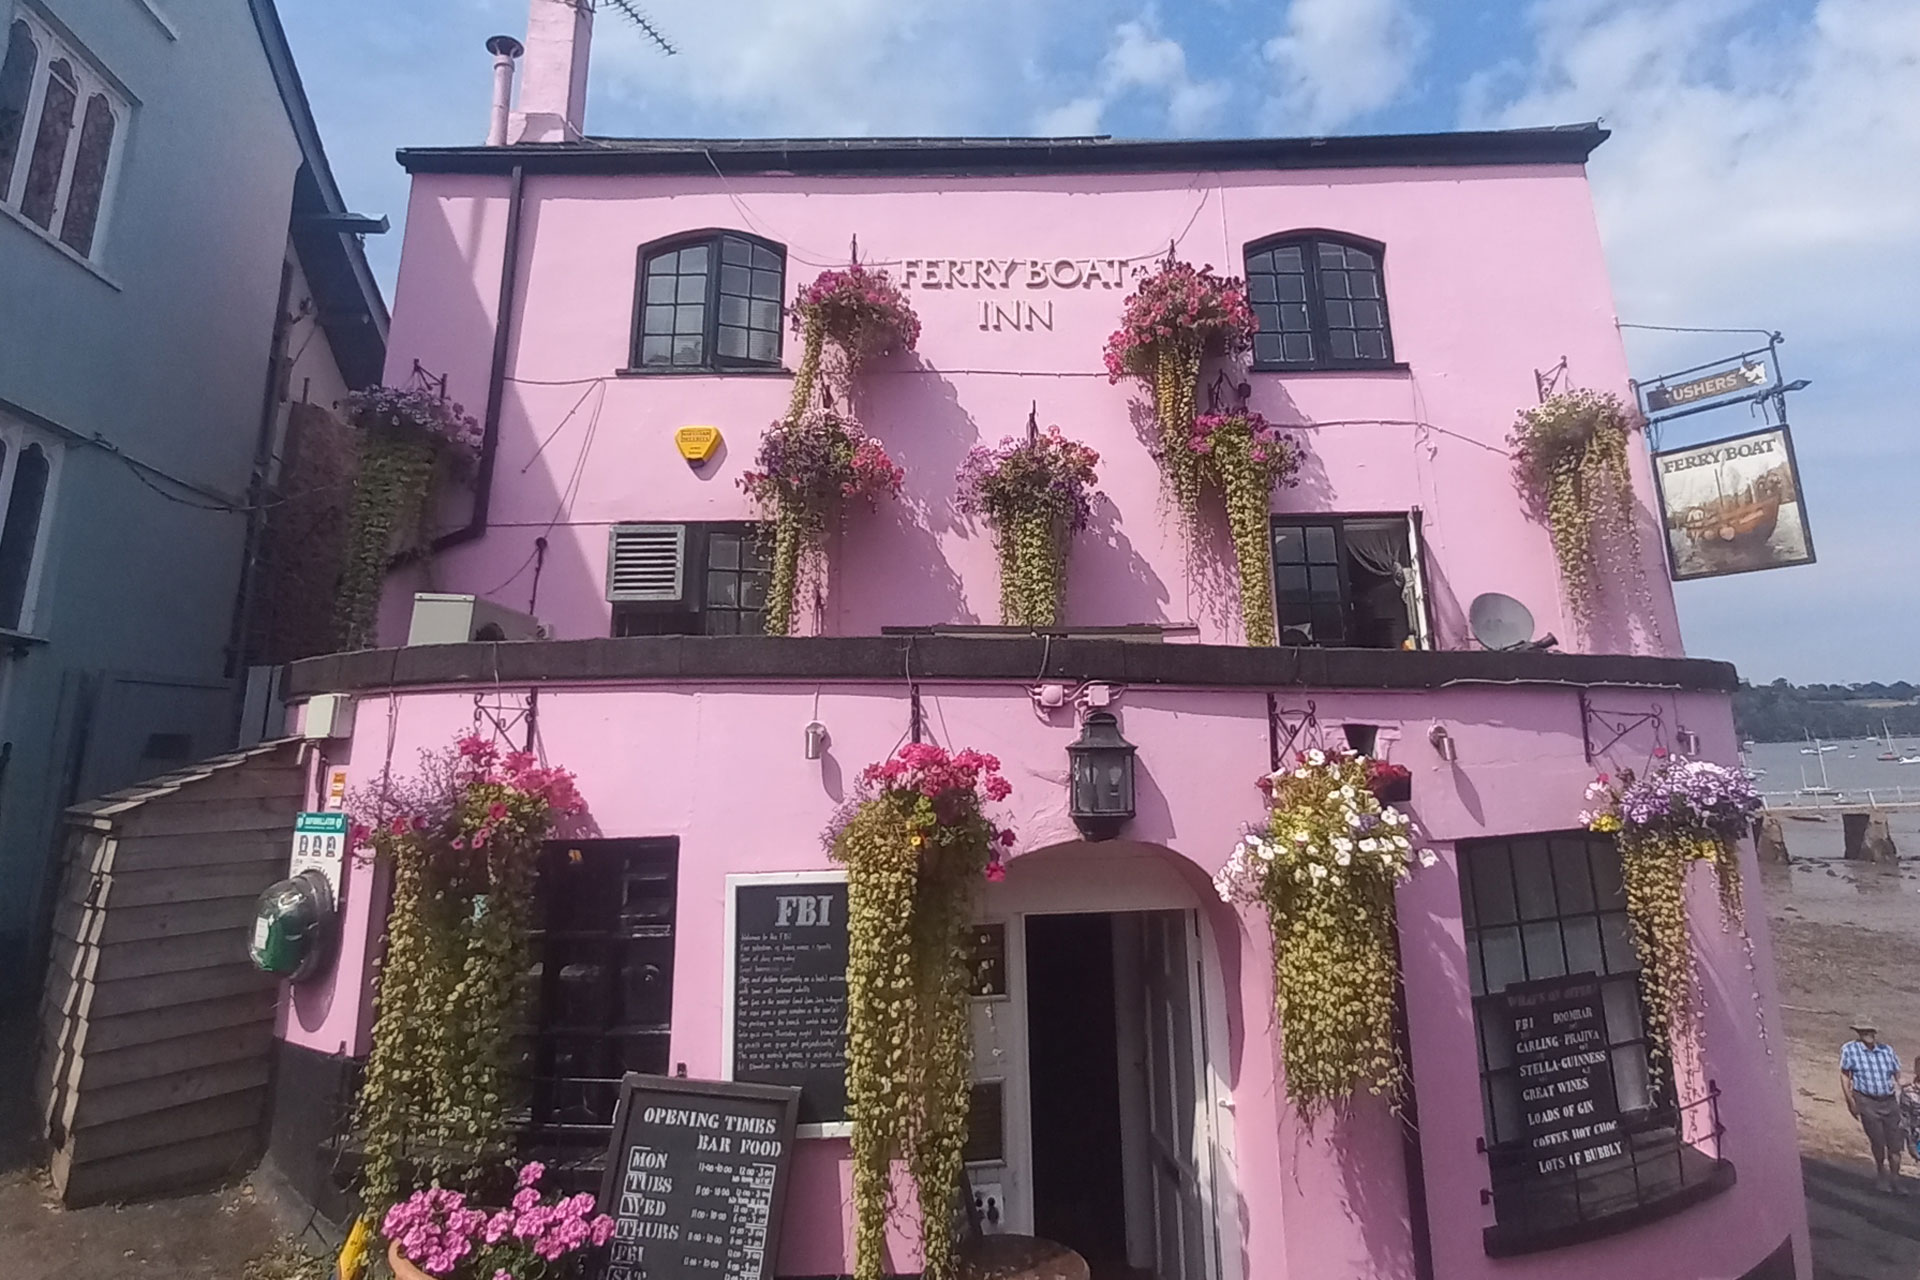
[1428,724,1457,762]
[1676,728,1701,755]
[804,721,829,760]
[1068,711,1137,841]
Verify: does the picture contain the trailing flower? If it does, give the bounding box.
[1188,410,1300,645]
[955,427,1102,627]
[334,386,483,651]
[1583,755,1760,1058]
[1214,748,1432,1113]
[740,410,903,635]
[1103,260,1254,529]
[349,734,584,1216]
[1508,390,1644,626]
[788,265,921,414]
[382,1162,615,1278]
[827,745,1015,1280]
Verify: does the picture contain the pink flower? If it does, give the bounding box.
[450,835,466,850]
[984,861,1006,883]
[389,817,409,836]
[517,1160,545,1189]
[488,801,509,822]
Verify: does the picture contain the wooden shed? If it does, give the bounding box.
[35,740,306,1206]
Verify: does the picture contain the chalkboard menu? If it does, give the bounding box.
[597,1074,801,1280]
[1500,973,1624,1177]
[727,876,849,1130]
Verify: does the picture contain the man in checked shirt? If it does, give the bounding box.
[1840,1015,1906,1193]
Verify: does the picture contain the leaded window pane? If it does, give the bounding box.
[1245,235,1393,369]
[0,21,36,197]
[21,57,76,228]
[59,93,112,255]
[0,442,51,628]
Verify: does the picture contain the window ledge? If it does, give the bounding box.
[615,366,792,379]
[0,627,50,656]
[1482,1157,1736,1257]
[1250,362,1410,376]
[0,202,123,290]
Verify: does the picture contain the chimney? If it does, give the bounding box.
[484,35,524,146]
[509,0,593,144]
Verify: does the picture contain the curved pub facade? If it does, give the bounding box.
[264,14,1807,1280]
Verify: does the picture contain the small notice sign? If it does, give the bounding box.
[1500,973,1623,1177]
[289,811,348,906]
[597,1074,800,1280]
[725,874,850,1134]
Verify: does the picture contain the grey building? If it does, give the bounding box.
[0,0,385,1005]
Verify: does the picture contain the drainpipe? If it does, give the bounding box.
[485,36,524,147]
[432,161,525,555]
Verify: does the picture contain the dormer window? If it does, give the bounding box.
[1244,233,1394,371]
[631,231,786,372]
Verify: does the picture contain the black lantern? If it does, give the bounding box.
[1067,711,1137,841]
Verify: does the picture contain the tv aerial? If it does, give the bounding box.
[1468,593,1557,652]
[589,0,677,55]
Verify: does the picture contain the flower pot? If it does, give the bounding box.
[387,1239,433,1280]
[1369,774,1412,805]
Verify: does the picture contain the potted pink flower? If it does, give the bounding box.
[383,1163,614,1279]
[786,264,921,417]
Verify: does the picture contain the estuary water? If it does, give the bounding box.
[1746,737,1920,862]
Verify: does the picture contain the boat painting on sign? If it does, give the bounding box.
[1652,425,1816,581]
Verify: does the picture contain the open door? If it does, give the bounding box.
[1140,909,1210,1280]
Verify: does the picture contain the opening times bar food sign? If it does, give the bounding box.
[1501,974,1624,1176]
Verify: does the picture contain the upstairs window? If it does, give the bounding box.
[631,232,785,371]
[0,414,60,633]
[607,522,770,636]
[0,12,127,262]
[1244,233,1394,370]
[1270,515,1426,649]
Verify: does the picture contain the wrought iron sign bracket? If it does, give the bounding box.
[1578,691,1664,764]
[1269,698,1322,769]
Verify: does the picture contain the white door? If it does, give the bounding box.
[1141,909,1210,1280]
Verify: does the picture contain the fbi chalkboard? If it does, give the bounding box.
[597,1073,801,1280]
[1500,973,1624,1178]
[726,875,850,1130]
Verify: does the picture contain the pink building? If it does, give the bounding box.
[264,6,1806,1279]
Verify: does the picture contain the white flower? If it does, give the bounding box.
[1340,784,1357,800]
[1393,835,1411,851]
[1306,749,1326,766]
[1347,812,1364,829]
[1294,768,1311,780]
[1335,849,1352,866]
[1310,863,1328,879]
[1418,849,1439,868]
[1576,810,1593,826]
[1327,788,1343,801]
[1358,838,1378,853]
[1333,837,1354,852]
[1257,842,1275,862]
[1293,830,1310,844]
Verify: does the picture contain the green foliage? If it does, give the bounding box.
[1734,678,1920,743]
[1194,413,1301,647]
[335,434,435,652]
[353,747,574,1215]
[1615,830,1728,1063]
[998,509,1062,628]
[1507,390,1643,625]
[1151,341,1204,531]
[829,754,1007,1280]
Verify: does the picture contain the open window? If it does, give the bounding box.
[607,522,770,636]
[1270,515,1428,649]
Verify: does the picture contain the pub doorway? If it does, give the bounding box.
[968,843,1227,1280]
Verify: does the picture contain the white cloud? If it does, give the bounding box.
[1469,0,1920,680]
[1263,0,1428,132]
[1030,18,1229,136]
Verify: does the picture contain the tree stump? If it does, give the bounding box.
[1842,810,1898,865]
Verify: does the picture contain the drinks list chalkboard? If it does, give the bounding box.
[597,1074,801,1280]
[727,876,849,1129]
[1500,973,1624,1177]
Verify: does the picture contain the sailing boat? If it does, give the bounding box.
[1798,749,1841,797]
[1879,720,1901,761]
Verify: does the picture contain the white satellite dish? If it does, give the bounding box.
[1469,593,1537,651]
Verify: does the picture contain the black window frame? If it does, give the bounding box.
[1244,230,1397,372]
[1459,832,1733,1254]
[627,229,787,374]
[520,837,680,1190]
[1269,513,1425,649]
[610,521,772,637]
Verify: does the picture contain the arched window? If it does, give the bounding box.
[1244,233,1395,371]
[60,93,115,255]
[0,441,52,630]
[631,231,785,371]
[0,20,38,195]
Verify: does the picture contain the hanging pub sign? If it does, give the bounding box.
[1641,361,1768,414]
[597,1073,801,1280]
[1498,974,1624,1178]
[1652,425,1815,580]
[723,873,850,1135]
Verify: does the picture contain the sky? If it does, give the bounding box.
[279,0,1920,685]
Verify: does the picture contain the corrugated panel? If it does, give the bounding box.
[606,523,687,602]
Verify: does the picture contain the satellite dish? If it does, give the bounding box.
[1469,593,1536,651]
